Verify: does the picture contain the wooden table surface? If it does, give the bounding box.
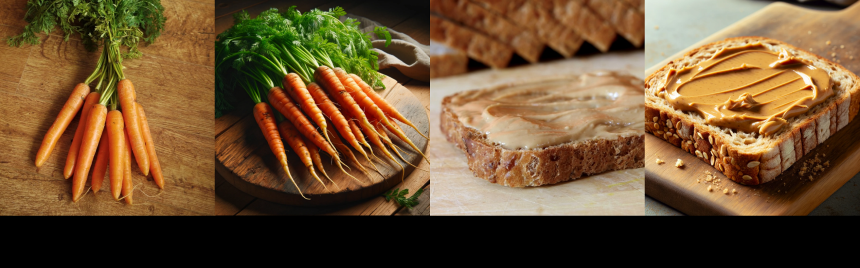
[0,0,215,215]
[213,0,430,215]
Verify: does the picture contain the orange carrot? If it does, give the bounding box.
[106,110,126,200]
[267,86,335,157]
[35,83,90,167]
[254,102,308,200]
[327,122,372,180]
[90,126,109,193]
[307,82,372,158]
[121,127,133,205]
[137,103,163,189]
[350,73,428,140]
[303,133,335,187]
[72,103,107,202]
[358,113,403,179]
[278,120,328,190]
[282,73,332,148]
[315,66,382,144]
[335,68,428,164]
[64,92,100,179]
[117,79,150,176]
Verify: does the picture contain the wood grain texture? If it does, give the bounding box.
[0,0,214,215]
[645,2,860,215]
[430,51,645,215]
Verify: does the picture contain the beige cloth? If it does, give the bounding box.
[349,15,431,82]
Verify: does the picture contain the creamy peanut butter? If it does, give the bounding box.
[450,72,644,150]
[660,43,833,136]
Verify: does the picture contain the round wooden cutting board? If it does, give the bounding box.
[215,76,429,206]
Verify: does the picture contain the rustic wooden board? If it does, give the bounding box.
[215,76,430,206]
[430,51,645,215]
[0,0,215,215]
[645,2,860,215]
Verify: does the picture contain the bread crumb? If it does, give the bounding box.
[810,48,814,51]
[851,56,855,60]
[808,31,811,34]
[675,159,684,168]
[732,189,738,194]
[723,188,729,194]
[826,40,831,45]
[840,45,844,49]
[654,25,659,30]
[656,158,665,164]
[707,185,712,192]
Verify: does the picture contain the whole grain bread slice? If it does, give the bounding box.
[430,14,514,69]
[441,73,645,187]
[645,37,860,185]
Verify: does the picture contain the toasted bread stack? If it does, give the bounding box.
[429,0,644,77]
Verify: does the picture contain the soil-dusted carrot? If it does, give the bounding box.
[35,83,90,168]
[278,120,328,190]
[357,113,403,180]
[117,79,150,176]
[64,92,100,179]
[315,66,382,142]
[137,103,163,189]
[307,82,372,158]
[326,121,373,180]
[106,110,126,200]
[238,75,308,200]
[121,127,134,205]
[90,126,109,193]
[71,102,107,202]
[335,68,428,164]
[350,73,428,140]
[282,73,333,148]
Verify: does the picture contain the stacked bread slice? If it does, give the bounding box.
[645,37,860,185]
[430,0,644,76]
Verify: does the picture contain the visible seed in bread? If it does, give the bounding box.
[674,134,679,139]
[652,116,658,123]
[697,132,703,140]
[747,161,760,168]
[720,145,726,156]
[675,121,681,130]
[731,157,737,165]
[666,119,672,128]
[725,156,732,164]
[695,150,702,158]
[743,175,752,180]
[656,130,664,136]
[710,155,715,165]
[653,123,659,129]
[708,135,714,145]
[826,40,831,45]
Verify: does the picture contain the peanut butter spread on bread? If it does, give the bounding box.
[660,43,833,136]
[450,72,644,150]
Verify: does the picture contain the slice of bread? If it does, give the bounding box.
[440,72,645,187]
[645,37,860,185]
[430,14,514,69]
[430,40,468,78]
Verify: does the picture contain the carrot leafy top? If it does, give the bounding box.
[215,6,391,118]
[7,0,166,107]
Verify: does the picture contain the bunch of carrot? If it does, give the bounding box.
[9,0,167,204]
[216,7,429,199]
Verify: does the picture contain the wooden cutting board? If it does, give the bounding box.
[0,0,214,215]
[430,51,645,215]
[645,2,860,215]
[215,76,430,206]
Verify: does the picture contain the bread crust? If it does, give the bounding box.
[440,75,645,187]
[645,37,860,185]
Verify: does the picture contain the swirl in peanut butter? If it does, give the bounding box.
[450,72,644,150]
[661,43,832,136]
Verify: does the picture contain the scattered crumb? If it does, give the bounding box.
[826,40,831,45]
[656,158,665,165]
[732,189,738,194]
[808,31,811,34]
[832,52,837,57]
[851,56,855,60]
[840,45,844,49]
[723,189,729,194]
[838,60,841,63]
[799,153,828,180]
[654,25,659,30]
[707,185,713,192]
[675,159,684,168]
[810,48,814,51]
[661,52,665,56]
